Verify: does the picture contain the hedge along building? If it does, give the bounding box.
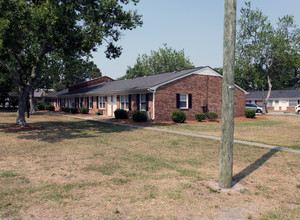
[46,66,247,121]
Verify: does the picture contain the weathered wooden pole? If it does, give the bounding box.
[219,0,237,188]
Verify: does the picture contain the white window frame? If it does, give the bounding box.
[89,96,93,109]
[140,94,147,111]
[99,96,105,109]
[179,94,188,109]
[289,100,298,107]
[120,95,129,110]
[267,100,273,107]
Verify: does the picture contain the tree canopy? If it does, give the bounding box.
[235,1,300,112]
[37,55,102,92]
[120,44,194,79]
[235,1,300,91]
[0,0,142,126]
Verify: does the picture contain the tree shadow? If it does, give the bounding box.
[0,119,138,143]
[233,148,280,183]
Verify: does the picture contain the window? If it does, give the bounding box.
[140,94,147,111]
[267,100,273,107]
[99,96,105,109]
[176,94,192,109]
[71,98,75,107]
[180,94,188,108]
[289,100,298,107]
[120,95,129,110]
[78,97,82,108]
[89,97,93,109]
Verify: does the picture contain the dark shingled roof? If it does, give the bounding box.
[46,89,69,98]
[246,89,300,100]
[60,67,206,96]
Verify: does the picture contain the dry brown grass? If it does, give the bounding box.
[0,111,299,219]
[150,115,300,149]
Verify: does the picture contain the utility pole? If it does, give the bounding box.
[219,0,237,188]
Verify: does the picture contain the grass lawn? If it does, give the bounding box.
[149,115,300,150]
[0,111,299,219]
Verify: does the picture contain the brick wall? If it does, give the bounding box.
[85,94,154,118]
[154,74,245,121]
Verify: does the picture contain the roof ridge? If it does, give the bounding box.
[115,66,204,82]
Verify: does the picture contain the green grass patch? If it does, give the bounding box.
[235,120,282,126]
[0,171,18,178]
[260,209,300,219]
[84,164,120,175]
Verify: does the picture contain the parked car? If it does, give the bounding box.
[245,103,264,113]
[295,104,300,115]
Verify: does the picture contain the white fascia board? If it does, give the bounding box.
[247,97,300,101]
[62,89,150,98]
[86,89,149,96]
[149,66,248,94]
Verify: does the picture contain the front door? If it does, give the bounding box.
[107,96,112,116]
[274,100,279,111]
[281,100,288,111]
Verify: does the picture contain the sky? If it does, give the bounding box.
[92,0,300,79]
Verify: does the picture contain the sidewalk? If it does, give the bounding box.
[267,112,300,117]
[55,113,300,154]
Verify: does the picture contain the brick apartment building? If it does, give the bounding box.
[46,66,247,121]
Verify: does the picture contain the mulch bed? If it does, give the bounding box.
[0,125,45,131]
[95,115,266,125]
[2,111,265,130]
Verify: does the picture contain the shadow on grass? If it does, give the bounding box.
[0,118,138,143]
[233,148,279,183]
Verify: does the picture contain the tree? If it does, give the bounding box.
[0,0,142,126]
[28,54,102,113]
[121,44,194,79]
[270,16,300,89]
[0,67,17,108]
[38,55,102,92]
[235,2,300,113]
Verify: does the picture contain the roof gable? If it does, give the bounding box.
[49,66,248,96]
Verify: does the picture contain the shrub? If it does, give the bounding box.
[45,105,55,111]
[37,104,45,110]
[36,99,44,108]
[114,109,128,119]
[195,113,206,121]
[70,107,78,114]
[62,107,70,113]
[245,109,256,118]
[80,107,89,114]
[171,110,186,123]
[132,110,147,122]
[207,112,218,121]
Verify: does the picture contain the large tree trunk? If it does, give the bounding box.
[29,88,36,113]
[16,87,29,126]
[262,75,272,114]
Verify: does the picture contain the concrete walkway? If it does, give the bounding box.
[44,112,300,154]
[267,112,300,117]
